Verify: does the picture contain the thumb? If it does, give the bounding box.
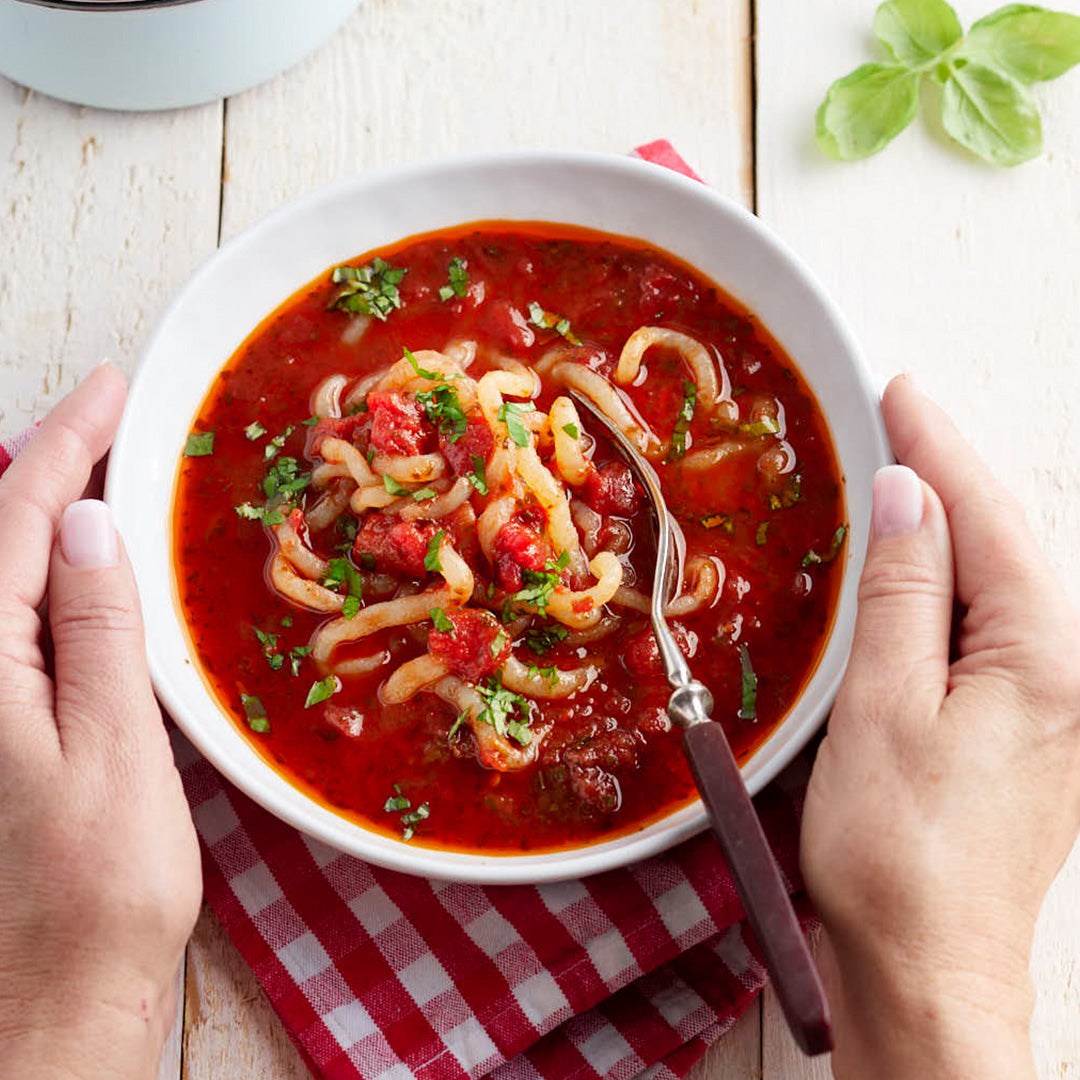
[843,465,954,719]
[49,499,160,758]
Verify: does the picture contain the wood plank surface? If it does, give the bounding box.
[756,2,1080,1076]
[2,0,1078,1076]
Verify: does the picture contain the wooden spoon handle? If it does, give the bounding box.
[682,721,832,1056]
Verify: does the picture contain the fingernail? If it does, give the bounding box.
[61,500,119,568]
[872,465,924,539]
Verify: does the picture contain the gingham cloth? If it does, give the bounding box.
[0,142,818,1080]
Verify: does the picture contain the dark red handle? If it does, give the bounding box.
[682,722,832,1056]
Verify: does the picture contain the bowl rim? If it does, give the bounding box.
[106,148,890,883]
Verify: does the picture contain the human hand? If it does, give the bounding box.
[801,375,1080,1079]
[0,365,202,1080]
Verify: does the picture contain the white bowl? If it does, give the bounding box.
[0,0,360,112]
[106,151,890,883]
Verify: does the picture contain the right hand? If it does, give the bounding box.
[801,375,1080,1079]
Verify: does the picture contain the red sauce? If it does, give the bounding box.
[173,223,845,853]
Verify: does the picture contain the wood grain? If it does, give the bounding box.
[0,81,222,436]
[755,2,1080,1077]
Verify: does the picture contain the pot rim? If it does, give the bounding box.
[6,0,207,12]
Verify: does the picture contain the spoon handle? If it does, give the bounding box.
[681,721,833,1057]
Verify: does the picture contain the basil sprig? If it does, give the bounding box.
[817,0,1080,166]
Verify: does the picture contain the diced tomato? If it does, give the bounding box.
[571,597,593,614]
[622,622,695,679]
[353,514,438,577]
[636,261,696,321]
[320,705,365,739]
[584,461,643,517]
[428,608,510,682]
[439,413,494,476]
[478,299,535,352]
[493,512,550,593]
[366,391,434,455]
[308,413,366,455]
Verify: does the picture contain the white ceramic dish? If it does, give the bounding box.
[106,151,890,883]
[0,0,360,111]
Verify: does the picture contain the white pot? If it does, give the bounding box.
[0,0,361,111]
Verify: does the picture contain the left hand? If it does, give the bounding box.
[0,364,202,1080]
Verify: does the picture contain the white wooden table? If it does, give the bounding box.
[2,2,1078,1077]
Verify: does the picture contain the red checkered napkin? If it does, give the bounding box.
[0,142,817,1080]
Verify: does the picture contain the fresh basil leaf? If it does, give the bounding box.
[523,623,568,655]
[467,454,489,495]
[244,421,267,441]
[942,59,1042,164]
[874,0,963,66]
[737,644,757,721]
[424,530,445,573]
[330,259,407,321]
[412,487,437,502]
[240,694,270,733]
[383,473,409,496]
[304,675,338,709]
[561,423,579,438]
[184,431,215,457]
[447,708,470,742]
[667,380,697,462]
[497,401,535,448]
[817,62,921,160]
[430,607,454,633]
[440,256,470,301]
[526,301,583,346]
[342,594,360,619]
[739,416,780,437]
[963,4,1080,83]
[403,346,438,380]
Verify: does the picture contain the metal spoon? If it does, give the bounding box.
[570,390,833,1057]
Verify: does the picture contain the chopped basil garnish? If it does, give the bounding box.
[403,345,438,380]
[447,708,469,743]
[342,595,360,619]
[280,616,293,628]
[737,644,757,721]
[561,422,579,439]
[506,552,567,617]
[416,383,467,442]
[400,802,430,841]
[234,503,286,526]
[667,380,697,462]
[289,645,311,678]
[384,790,411,813]
[467,454,489,495]
[497,401,536,448]
[802,525,848,568]
[769,473,802,511]
[756,521,770,546]
[523,623,568,655]
[240,694,269,733]
[263,456,310,499]
[439,256,470,302]
[476,676,532,742]
[329,258,407,321]
[490,629,508,659]
[357,551,376,571]
[301,415,320,427]
[244,421,267,441]
[739,416,781,437]
[526,662,559,688]
[267,654,284,671]
[184,431,215,457]
[424,530,445,572]
[430,607,454,633]
[253,627,279,649]
[699,512,734,533]
[304,675,338,709]
[323,556,362,618]
[264,425,295,462]
[383,473,409,496]
[412,487,437,502]
[527,301,582,346]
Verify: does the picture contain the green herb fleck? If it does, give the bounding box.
[467,454,489,495]
[524,623,569,655]
[240,694,270,733]
[490,629,508,659]
[802,524,848,568]
[184,431,215,457]
[330,258,407,321]
[244,421,267,441]
[739,416,781,437]
[476,676,531,739]
[383,473,410,496]
[700,512,734,534]
[400,802,430,841]
[264,425,295,462]
[384,791,411,813]
[497,401,536,448]
[430,607,454,633]
[416,383,468,442]
[561,422,579,439]
[304,675,338,709]
[424,530,445,573]
[738,644,757,721]
[403,345,438,380]
[234,503,286,526]
[667,380,697,462]
[439,256,470,302]
[281,616,293,628]
[527,301,583,346]
[448,709,469,742]
[756,521,770,546]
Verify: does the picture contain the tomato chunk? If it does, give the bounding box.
[493,511,550,593]
[478,299,535,352]
[353,514,437,577]
[584,461,643,517]
[623,622,695,679]
[309,414,366,456]
[367,391,434,455]
[439,413,494,477]
[428,608,510,682]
